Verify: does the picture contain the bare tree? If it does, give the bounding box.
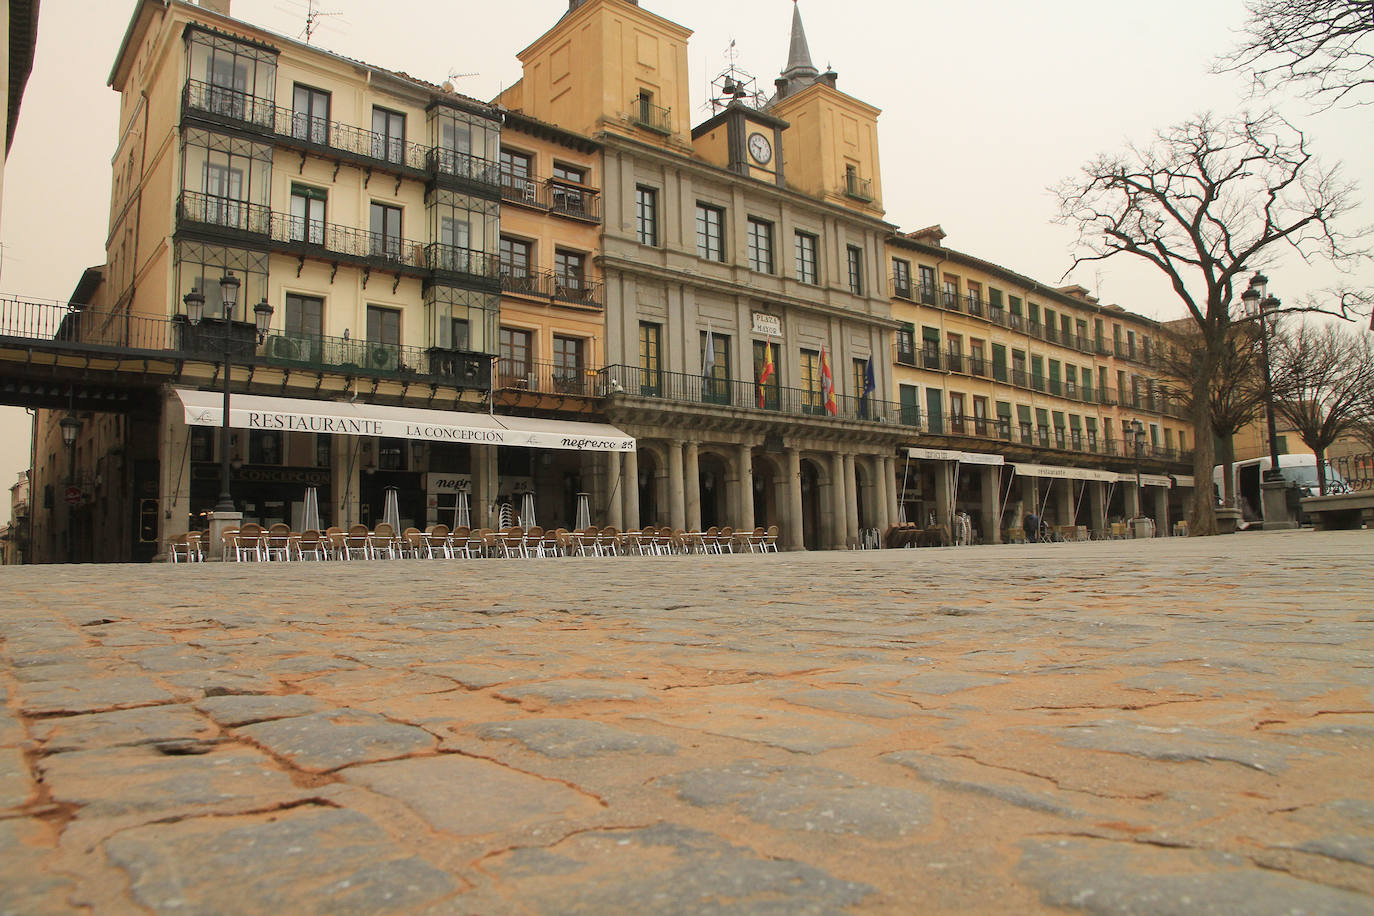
[1156,324,1267,508]
[1269,322,1374,492]
[1217,0,1374,108]
[1055,111,1366,534]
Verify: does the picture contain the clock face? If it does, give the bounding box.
[747,131,773,165]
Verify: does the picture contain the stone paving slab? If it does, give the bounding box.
[0,530,1371,912]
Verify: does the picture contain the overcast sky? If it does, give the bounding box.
[2,0,1370,523]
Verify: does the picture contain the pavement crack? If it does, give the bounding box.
[468,822,660,874]
[439,749,608,807]
[1012,699,1206,712]
[944,752,1161,801]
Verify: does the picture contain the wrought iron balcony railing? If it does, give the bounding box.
[890,275,914,300]
[182,79,276,132]
[630,97,673,135]
[178,191,271,236]
[845,171,874,202]
[496,358,600,396]
[267,211,428,272]
[498,270,603,308]
[500,171,604,223]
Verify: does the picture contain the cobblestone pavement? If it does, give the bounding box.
[2,531,1373,914]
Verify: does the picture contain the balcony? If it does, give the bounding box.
[630,97,672,135]
[497,358,599,396]
[844,171,875,203]
[598,365,909,426]
[177,191,271,237]
[891,275,914,300]
[941,290,960,311]
[919,283,937,306]
[183,79,501,194]
[499,270,603,309]
[894,342,918,368]
[499,172,603,223]
[964,295,984,317]
[266,211,428,275]
[551,276,603,309]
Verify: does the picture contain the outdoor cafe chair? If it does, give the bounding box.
[744,527,767,553]
[596,526,620,557]
[401,527,425,559]
[264,523,294,562]
[448,526,473,559]
[324,526,346,560]
[717,526,735,554]
[168,532,201,563]
[764,525,780,552]
[525,526,546,558]
[541,527,564,557]
[701,526,720,554]
[296,529,327,561]
[424,525,453,559]
[235,523,266,562]
[344,524,373,560]
[370,523,399,559]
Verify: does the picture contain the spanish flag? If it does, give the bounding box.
[820,345,837,415]
[757,346,776,407]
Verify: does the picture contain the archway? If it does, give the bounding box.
[636,448,661,527]
[698,452,729,529]
[799,458,824,550]
[752,454,783,530]
[853,460,870,531]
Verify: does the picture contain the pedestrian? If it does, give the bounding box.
[1022,512,1040,543]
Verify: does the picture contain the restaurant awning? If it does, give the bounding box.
[905,447,1005,466]
[174,389,636,452]
[1013,462,1119,483]
[1117,472,1174,487]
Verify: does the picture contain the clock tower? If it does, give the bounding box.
[690,58,788,186]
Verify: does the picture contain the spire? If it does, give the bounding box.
[782,1,818,82]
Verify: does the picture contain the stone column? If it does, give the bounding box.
[667,439,686,531]
[1089,480,1108,536]
[933,460,955,532]
[1153,486,1170,536]
[473,444,497,529]
[737,443,755,532]
[981,465,1001,544]
[623,446,640,530]
[785,447,804,551]
[873,457,890,538]
[843,453,860,546]
[829,451,848,550]
[1056,479,1075,529]
[684,441,701,531]
[1123,480,1141,519]
[605,451,623,529]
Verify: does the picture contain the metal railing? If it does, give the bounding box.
[1331,454,1374,491]
[496,358,600,397]
[630,97,672,134]
[267,211,428,271]
[598,364,911,425]
[178,191,271,236]
[0,296,494,389]
[498,270,603,308]
[183,79,501,191]
[500,172,603,222]
[845,172,874,202]
[425,243,502,280]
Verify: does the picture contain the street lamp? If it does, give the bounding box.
[183,273,273,514]
[1241,272,1283,483]
[1129,417,1145,516]
[59,411,81,564]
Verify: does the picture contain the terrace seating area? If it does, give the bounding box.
[171,523,782,562]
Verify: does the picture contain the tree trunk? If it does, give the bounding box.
[1189,376,1218,536]
[1314,446,1328,495]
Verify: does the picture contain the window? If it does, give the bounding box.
[249,430,281,465]
[371,106,406,164]
[1086,417,1098,450]
[900,384,921,426]
[1031,355,1045,390]
[747,217,774,273]
[291,84,329,144]
[892,258,912,298]
[499,236,532,288]
[202,159,244,228]
[635,185,658,246]
[969,340,986,376]
[847,245,864,295]
[942,275,959,308]
[552,335,585,393]
[989,288,1004,311]
[284,293,322,340]
[996,401,1013,439]
[553,163,584,184]
[966,280,982,309]
[369,202,402,260]
[1012,349,1027,385]
[696,204,725,261]
[289,184,326,244]
[800,348,822,414]
[949,393,966,433]
[918,265,936,303]
[896,323,916,365]
[554,249,586,294]
[946,333,963,363]
[639,322,662,394]
[499,326,532,384]
[991,343,1008,382]
[700,330,730,403]
[315,434,332,468]
[378,438,406,471]
[973,396,989,434]
[794,231,818,284]
[923,327,941,370]
[366,305,400,346]
[450,318,470,351]
[500,149,534,200]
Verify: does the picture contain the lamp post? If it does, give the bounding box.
[1129,417,1145,516]
[59,412,80,563]
[1241,273,1284,483]
[183,273,273,515]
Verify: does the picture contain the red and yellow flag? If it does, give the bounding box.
[756,346,776,407]
[820,345,837,415]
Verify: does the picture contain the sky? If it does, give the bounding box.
[1,0,1371,523]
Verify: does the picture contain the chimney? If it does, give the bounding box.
[199,0,231,14]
